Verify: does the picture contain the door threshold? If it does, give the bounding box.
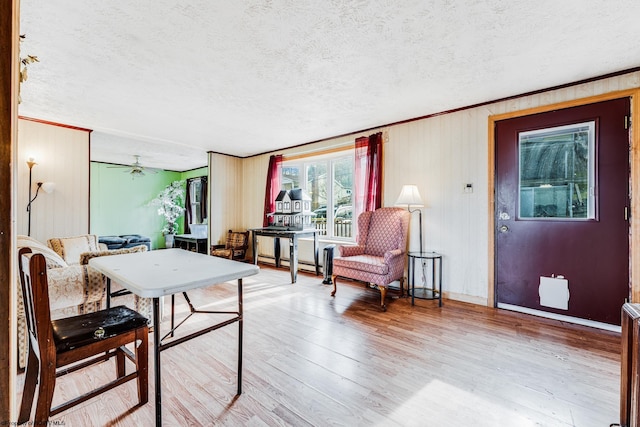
[497,303,621,333]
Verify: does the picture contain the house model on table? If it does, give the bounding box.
[268,188,315,230]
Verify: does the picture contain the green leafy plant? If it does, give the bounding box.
[150,180,186,235]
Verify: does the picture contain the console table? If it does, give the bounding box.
[250,228,320,283]
[174,234,207,254]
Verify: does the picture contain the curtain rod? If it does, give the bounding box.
[282,129,388,161]
[283,143,352,161]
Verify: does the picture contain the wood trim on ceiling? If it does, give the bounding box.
[487,87,640,307]
[18,115,93,133]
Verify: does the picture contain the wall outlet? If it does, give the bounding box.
[464,183,473,193]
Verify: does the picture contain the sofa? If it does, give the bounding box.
[16,234,153,369]
[98,234,152,250]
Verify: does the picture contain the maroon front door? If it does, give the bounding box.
[495,98,630,325]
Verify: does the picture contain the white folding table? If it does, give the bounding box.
[89,249,259,426]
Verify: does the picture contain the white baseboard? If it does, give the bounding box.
[497,303,621,333]
[444,291,488,306]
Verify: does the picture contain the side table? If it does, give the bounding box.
[407,251,443,306]
[174,234,208,254]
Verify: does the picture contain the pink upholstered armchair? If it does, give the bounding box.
[331,207,410,311]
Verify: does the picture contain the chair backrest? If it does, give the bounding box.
[225,230,249,251]
[18,248,54,359]
[356,207,411,257]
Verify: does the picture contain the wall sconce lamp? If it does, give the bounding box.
[26,158,55,236]
[395,184,425,254]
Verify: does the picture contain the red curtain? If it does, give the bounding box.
[263,154,283,226]
[354,132,383,220]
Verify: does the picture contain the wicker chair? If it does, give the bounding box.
[210,229,250,261]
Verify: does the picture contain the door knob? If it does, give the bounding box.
[500,225,509,233]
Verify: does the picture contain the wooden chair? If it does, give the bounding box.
[210,229,249,261]
[17,248,149,425]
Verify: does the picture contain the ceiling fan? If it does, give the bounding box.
[107,155,159,178]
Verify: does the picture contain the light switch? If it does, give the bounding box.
[464,183,473,193]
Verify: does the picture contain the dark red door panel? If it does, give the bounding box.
[495,98,630,325]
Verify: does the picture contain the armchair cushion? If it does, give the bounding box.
[47,234,100,265]
[78,244,148,265]
[17,235,67,269]
[333,254,389,276]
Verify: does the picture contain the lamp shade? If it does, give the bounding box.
[40,182,55,194]
[395,184,424,207]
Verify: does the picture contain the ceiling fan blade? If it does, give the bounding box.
[107,155,157,177]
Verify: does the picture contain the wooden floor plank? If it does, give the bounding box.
[16,265,621,426]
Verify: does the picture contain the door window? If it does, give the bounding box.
[518,121,595,219]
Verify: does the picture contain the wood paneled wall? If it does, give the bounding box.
[208,152,243,246]
[16,119,90,243]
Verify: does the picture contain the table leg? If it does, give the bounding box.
[170,294,175,338]
[431,258,436,301]
[237,278,243,395]
[252,232,258,265]
[153,297,162,426]
[410,256,415,306]
[438,257,443,307]
[290,236,298,284]
[274,237,281,268]
[106,277,111,309]
[313,232,319,276]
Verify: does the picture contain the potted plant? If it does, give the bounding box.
[150,180,185,248]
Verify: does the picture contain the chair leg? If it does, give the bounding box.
[34,355,56,425]
[136,328,149,405]
[116,347,126,378]
[331,275,337,296]
[379,286,387,312]
[18,345,39,424]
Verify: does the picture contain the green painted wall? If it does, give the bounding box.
[182,167,207,180]
[90,163,207,249]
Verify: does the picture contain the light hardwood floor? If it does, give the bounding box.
[17,265,621,426]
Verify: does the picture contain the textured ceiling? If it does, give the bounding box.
[18,1,640,171]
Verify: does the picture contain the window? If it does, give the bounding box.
[282,153,354,239]
[187,177,207,224]
[518,122,595,219]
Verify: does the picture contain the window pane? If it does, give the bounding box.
[519,122,595,219]
[306,162,327,211]
[189,179,203,224]
[282,166,300,190]
[333,157,353,238]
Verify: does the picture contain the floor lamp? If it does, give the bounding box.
[396,184,426,290]
[26,158,55,236]
[395,184,425,254]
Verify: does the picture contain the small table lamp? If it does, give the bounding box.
[395,184,424,253]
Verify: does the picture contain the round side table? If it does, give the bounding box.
[407,251,443,306]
